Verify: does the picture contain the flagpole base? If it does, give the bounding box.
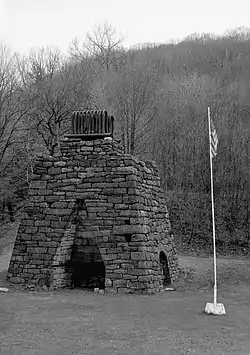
[205,302,226,315]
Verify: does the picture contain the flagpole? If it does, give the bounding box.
[208,107,217,304]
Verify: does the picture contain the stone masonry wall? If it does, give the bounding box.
[7,138,178,294]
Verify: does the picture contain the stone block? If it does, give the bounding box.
[118,253,130,259]
[130,269,146,276]
[122,275,138,280]
[138,276,152,282]
[54,161,66,167]
[102,189,114,198]
[105,278,112,287]
[46,209,72,216]
[115,188,127,194]
[88,213,97,220]
[35,220,51,227]
[45,195,60,202]
[34,167,48,175]
[103,254,117,261]
[127,282,143,289]
[113,225,149,235]
[38,241,49,247]
[8,277,25,284]
[119,181,137,188]
[108,196,123,204]
[113,279,127,287]
[116,167,137,175]
[131,252,146,260]
[138,261,152,268]
[114,203,127,210]
[30,181,47,189]
[30,174,42,181]
[24,226,38,234]
[131,234,146,242]
[48,247,57,253]
[20,233,31,241]
[119,210,139,218]
[62,167,73,173]
[48,167,62,175]
[88,207,107,213]
[42,161,53,167]
[30,196,45,203]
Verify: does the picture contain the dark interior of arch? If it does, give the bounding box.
[159,251,171,286]
[66,238,105,289]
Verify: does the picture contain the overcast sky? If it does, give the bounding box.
[0,0,249,54]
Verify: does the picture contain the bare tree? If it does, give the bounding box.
[109,55,159,155]
[69,23,125,72]
[0,46,35,220]
[23,48,93,155]
[0,46,32,175]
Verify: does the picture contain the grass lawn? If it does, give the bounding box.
[1,255,250,355]
[0,285,250,354]
[1,224,250,354]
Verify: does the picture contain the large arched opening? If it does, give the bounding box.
[67,236,105,290]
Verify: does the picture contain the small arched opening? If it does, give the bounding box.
[159,251,171,286]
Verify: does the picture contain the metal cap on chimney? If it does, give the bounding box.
[65,110,114,141]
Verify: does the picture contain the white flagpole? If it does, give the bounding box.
[208,107,217,304]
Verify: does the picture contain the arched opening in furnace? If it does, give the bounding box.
[67,237,105,290]
[159,251,171,286]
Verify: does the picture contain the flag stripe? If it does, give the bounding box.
[210,119,218,158]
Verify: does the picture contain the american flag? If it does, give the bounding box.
[210,119,218,158]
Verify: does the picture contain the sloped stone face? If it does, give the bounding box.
[6,139,178,294]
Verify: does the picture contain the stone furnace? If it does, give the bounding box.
[7,110,178,294]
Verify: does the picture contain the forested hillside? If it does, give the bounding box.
[0,25,249,253]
